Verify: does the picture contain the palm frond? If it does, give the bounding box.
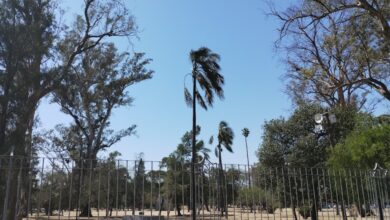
[217,120,234,153]
[195,91,207,110]
[184,87,193,107]
[242,128,250,137]
[196,73,215,105]
[188,47,224,109]
[209,135,214,145]
[214,146,220,157]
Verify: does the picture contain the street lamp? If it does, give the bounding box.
[314,112,337,147]
[314,112,336,133]
[313,112,341,219]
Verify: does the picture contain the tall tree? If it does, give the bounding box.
[272,0,390,108]
[242,128,251,185]
[328,118,390,169]
[46,43,151,216]
[51,44,152,162]
[161,126,210,216]
[184,47,224,220]
[215,121,234,218]
[0,1,137,219]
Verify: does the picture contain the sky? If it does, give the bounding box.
[38,0,294,165]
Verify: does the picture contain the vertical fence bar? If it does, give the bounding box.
[125,160,129,217]
[158,161,161,219]
[316,168,324,220]
[85,160,91,218]
[310,168,317,220]
[107,166,111,217]
[281,168,288,220]
[133,161,136,217]
[97,161,101,218]
[244,165,249,220]
[36,157,45,219]
[293,168,300,220]
[142,161,145,217]
[287,167,294,220]
[67,160,74,220]
[150,161,153,217]
[321,168,330,220]
[27,157,33,220]
[115,160,119,217]
[47,162,54,220]
[231,164,236,220]
[358,170,366,219]
[299,168,305,220]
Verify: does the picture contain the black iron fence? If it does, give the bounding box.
[0,156,389,220]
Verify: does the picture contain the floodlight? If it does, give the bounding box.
[329,114,337,124]
[314,114,323,124]
[315,124,323,133]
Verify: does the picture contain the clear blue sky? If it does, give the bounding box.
[38,0,293,164]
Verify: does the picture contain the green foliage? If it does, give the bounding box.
[328,124,390,169]
[258,103,326,168]
[258,103,360,168]
[238,187,279,214]
[298,203,311,219]
[242,128,250,138]
[161,127,210,213]
[0,1,142,216]
[185,47,224,110]
[216,121,234,154]
[48,43,152,161]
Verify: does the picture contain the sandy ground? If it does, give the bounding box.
[24,207,390,220]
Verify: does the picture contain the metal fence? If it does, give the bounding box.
[0,155,389,220]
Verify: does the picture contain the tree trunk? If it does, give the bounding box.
[191,71,197,220]
[245,137,251,186]
[292,205,298,220]
[245,137,253,213]
[218,146,227,218]
[310,203,318,220]
[79,204,92,217]
[341,201,347,220]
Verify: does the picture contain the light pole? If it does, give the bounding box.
[314,112,338,220]
[314,112,337,146]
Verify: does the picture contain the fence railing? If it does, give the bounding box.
[0,156,389,220]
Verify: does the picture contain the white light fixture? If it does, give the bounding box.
[314,114,323,124]
[315,124,323,133]
[329,114,337,124]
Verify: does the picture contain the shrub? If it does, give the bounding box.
[298,204,311,219]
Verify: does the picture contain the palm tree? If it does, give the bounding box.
[242,128,251,186]
[215,121,234,217]
[242,127,253,212]
[184,47,224,220]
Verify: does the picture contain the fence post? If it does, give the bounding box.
[2,155,13,220]
[372,163,386,220]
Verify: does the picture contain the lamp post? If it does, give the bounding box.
[314,112,337,147]
[314,112,339,220]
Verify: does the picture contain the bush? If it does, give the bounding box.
[298,204,311,219]
[238,187,279,214]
